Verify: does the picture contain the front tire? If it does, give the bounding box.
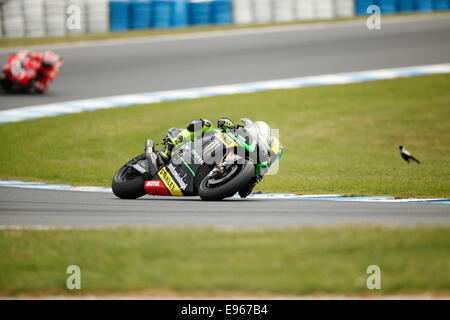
[198,160,255,201]
[112,154,147,199]
[0,74,12,93]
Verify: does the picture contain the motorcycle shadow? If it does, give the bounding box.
[0,89,39,96]
[113,196,256,202]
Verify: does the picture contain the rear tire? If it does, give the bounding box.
[112,154,147,199]
[198,160,255,201]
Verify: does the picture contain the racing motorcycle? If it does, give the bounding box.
[112,118,283,201]
[0,50,63,94]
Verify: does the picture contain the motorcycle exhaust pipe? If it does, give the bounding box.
[145,139,154,156]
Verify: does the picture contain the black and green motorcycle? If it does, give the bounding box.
[112,118,283,201]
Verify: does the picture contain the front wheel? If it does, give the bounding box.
[0,73,13,93]
[112,154,147,199]
[198,160,255,201]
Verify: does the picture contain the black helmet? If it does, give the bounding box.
[217,117,235,130]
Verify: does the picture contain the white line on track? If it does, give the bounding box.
[1,180,448,203]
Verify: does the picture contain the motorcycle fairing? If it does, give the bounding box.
[201,132,238,163]
[158,166,184,196]
[144,137,215,196]
[144,162,190,196]
[144,180,170,196]
[144,131,244,197]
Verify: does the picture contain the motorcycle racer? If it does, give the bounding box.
[159,117,282,198]
[113,117,282,200]
[1,50,63,93]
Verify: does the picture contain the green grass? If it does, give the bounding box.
[1,12,448,49]
[1,74,449,198]
[0,226,449,296]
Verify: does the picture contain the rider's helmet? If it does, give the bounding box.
[20,51,41,71]
[268,135,282,165]
[217,117,235,131]
[41,51,61,69]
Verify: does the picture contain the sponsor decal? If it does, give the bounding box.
[157,167,183,196]
[203,139,220,155]
[238,135,246,142]
[167,164,188,190]
[145,180,161,187]
[219,133,238,148]
[227,131,256,152]
[144,180,170,196]
[271,140,281,155]
[192,148,204,165]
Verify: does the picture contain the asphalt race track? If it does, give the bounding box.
[0,16,449,227]
[0,16,450,110]
[0,187,449,227]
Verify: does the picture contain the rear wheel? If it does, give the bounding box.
[198,160,255,201]
[112,154,147,199]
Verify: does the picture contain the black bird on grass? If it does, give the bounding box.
[398,145,421,164]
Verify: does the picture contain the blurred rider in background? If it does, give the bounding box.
[1,50,63,93]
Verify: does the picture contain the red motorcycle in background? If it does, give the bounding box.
[0,50,63,94]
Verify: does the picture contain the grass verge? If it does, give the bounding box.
[1,74,449,197]
[0,226,449,296]
[0,12,448,49]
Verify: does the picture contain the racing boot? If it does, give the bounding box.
[238,175,262,198]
